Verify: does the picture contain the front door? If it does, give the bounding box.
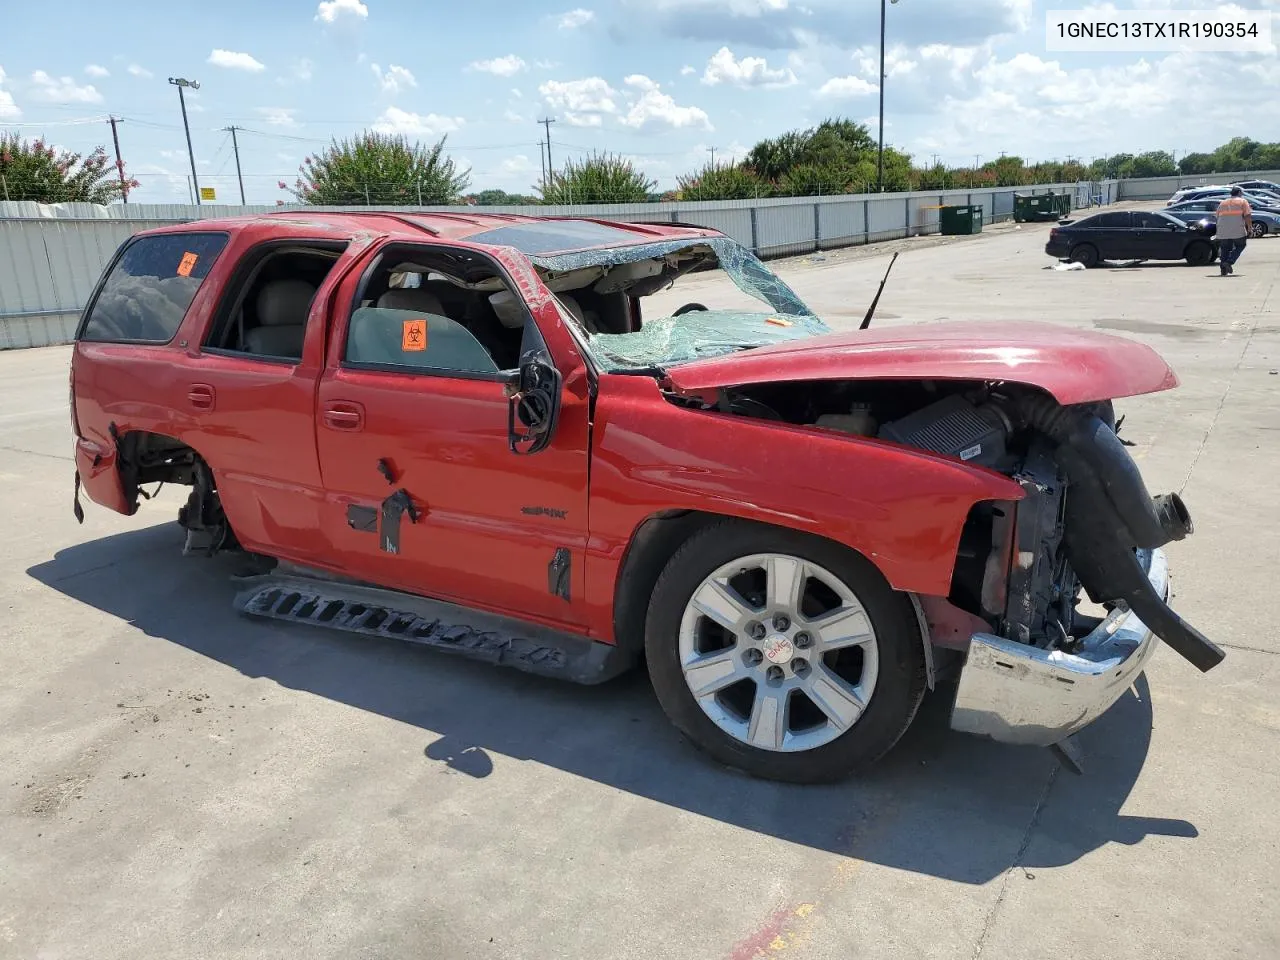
[313,241,592,631]
[1131,212,1184,259]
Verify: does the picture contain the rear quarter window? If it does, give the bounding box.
[79,232,229,343]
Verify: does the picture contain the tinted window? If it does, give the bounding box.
[1135,212,1178,228]
[1082,212,1130,228]
[345,306,500,375]
[81,233,228,343]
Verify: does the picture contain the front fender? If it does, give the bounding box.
[582,376,1023,640]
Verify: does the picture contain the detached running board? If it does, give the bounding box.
[232,569,635,685]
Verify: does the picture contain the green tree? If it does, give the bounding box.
[744,130,810,181]
[677,163,769,200]
[1177,152,1214,175]
[778,162,849,196]
[1127,151,1177,178]
[0,134,136,203]
[467,188,537,205]
[538,152,655,204]
[291,132,469,206]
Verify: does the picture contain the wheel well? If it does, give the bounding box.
[115,430,202,504]
[611,511,932,686]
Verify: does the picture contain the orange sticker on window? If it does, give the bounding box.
[765,316,793,327]
[177,251,199,277]
[402,318,427,352]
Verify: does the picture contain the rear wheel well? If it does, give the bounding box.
[115,430,235,553]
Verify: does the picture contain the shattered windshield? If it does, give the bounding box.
[529,236,829,370]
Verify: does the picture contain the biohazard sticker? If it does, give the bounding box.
[402,319,427,352]
[177,252,199,277]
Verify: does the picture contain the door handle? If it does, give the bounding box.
[188,383,215,411]
[323,401,365,431]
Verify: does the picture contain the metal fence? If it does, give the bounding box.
[1,181,1107,350]
[1115,169,1280,201]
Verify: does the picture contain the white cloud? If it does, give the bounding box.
[371,63,417,95]
[817,75,878,98]
[534,59,559,70]
[84,64,109,78]
[557,8,595,28]
[500,155,536,175]
[539,76,618,114]
[315,0,368,22]
[0,67,19,120]
[127,64,153,79]
[511,87,523,98]
[701,46,796,87]
[503,108,525,122]
[29,70,103,104]
[256,107,298,127]
[619,76,712,131]
[470,55,527,77]
[208,49,266,72]
[563,112,603,127]
[280,58,314,84]
[680,65,696,76]
[372,107,464,136]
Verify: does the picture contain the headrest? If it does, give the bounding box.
[256,279,316,326]
[558,294,586,325]
[377,289,445,315]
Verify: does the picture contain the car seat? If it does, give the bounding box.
[245,278,316,358]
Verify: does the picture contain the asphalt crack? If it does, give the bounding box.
[970,765,1059,959]
[0,444,72,463]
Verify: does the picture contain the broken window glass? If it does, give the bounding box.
[529,236,830,371]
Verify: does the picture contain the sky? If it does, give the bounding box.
[1,0,1277,203]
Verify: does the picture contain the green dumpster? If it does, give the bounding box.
[939,204,983,235]
[1013,192,1072,222]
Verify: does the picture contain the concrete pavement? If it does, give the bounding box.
[1,216,1277,959]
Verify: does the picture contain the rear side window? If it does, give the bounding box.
[80,232,229,343]
[1083,212,1131,228]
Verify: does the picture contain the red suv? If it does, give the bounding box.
[69,211,1221,782]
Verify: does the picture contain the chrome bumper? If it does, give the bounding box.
[950,549,1167,746]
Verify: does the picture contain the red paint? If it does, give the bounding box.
[726,906,793,960]
[70,212,1179,648]
[667,320,1180,405]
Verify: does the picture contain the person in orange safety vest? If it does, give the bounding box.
[1215,186,1253,276]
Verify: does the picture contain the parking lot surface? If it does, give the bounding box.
[2,215,1278,960]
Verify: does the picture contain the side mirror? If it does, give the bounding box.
[505,353,562,455]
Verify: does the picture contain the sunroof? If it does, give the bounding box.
[466,220,644,255]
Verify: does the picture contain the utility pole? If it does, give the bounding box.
[168,77,202,205]
[707,145,718,168]
[538,117,557,180]
[107,116,129,204]
[223,125,246,204]
[538,139,547,193]
[876,0,900,192]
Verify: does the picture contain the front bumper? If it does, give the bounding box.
[950,548,1166,746]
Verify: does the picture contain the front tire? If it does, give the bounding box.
[1185,240,1213,266]
[644,520,927,783]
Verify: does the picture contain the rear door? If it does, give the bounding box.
[1080,211,1132,258]
[178,238,366,562]
[313,240,592,630]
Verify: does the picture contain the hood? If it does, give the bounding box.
[664,321,1178,406]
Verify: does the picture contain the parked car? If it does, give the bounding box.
[1231,179,1280,194]
[1167,185,1228,205]
[1166,199,1278,237]
[1045,209,1218,266]
[1171,187,1280,207]
[70,211,1223,782]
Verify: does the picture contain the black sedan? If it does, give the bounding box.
[1044,210,1216,267]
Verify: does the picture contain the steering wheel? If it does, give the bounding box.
[672,302,708,316]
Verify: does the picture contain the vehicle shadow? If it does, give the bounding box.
[27,523,1197,884]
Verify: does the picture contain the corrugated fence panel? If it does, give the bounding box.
[817,200,863,247]
[866,198,905,241]
[756,202,818,257]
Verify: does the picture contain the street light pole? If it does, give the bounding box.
[876,0,900,193]
[169,77,202,205]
